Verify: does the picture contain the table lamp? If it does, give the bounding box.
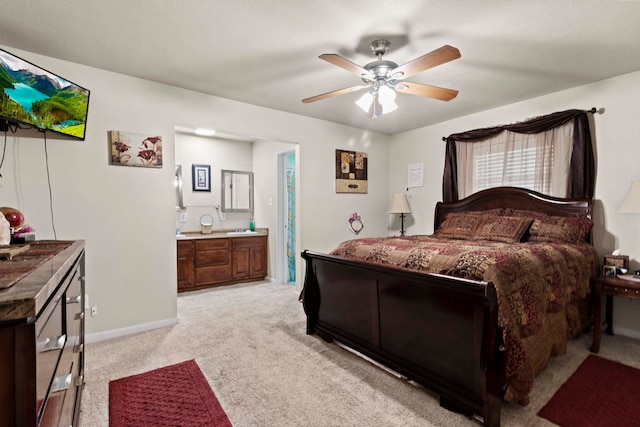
[389,193,411,236]
[617,180,640,279]
[618,180,640,214]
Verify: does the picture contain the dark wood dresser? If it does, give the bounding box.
[0,240,85,427]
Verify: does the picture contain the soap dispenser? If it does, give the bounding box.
[249,215,255,232]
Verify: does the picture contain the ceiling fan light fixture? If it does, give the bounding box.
[356,85,397,119]
[356,91,374,113]
[305,40,460,118]
[378,84,396,104]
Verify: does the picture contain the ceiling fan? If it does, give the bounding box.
[302,40,461,118]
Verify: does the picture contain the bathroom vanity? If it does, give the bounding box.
[177,230,267,292]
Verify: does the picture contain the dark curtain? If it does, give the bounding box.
[442,109,595,202]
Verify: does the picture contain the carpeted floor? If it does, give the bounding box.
[81,281,640,426]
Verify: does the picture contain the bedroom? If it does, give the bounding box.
[1,1,640,425]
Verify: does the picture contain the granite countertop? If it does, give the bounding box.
[0,240,85,322]
[176,227,268,240]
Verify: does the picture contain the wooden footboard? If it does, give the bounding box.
[301,250,506,427]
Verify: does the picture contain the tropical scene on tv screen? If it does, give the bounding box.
[0,50,89,139]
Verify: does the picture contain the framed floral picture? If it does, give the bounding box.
[109,130,162,167]
[192,164,211,192]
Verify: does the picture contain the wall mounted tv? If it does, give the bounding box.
[0,48,90,140]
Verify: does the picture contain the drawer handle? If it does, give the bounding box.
[50,373,72,393]
[41,334,66,352]
[74,343,84,353]
[74,375,84,387]
[66,295,82,304]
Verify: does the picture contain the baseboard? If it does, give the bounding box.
[613,326,640,340]
[85,317,179,344]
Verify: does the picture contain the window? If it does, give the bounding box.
[456,123,572,199]
[442,109,595,203]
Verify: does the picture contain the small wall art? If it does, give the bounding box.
[336,149,368,193]
[192,164,211,192]
[348,212,364,235]
[109,130,162,167]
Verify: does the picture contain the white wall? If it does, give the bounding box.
[389,70,640,338]
[0,45,391,338]
[174,133,253,233]
[252,140,299,284]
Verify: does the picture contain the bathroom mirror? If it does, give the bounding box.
[221,170,253,212]
[175,165,186,210]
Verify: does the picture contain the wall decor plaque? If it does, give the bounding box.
[335,149,367,193]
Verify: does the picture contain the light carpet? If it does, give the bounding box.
[81,281,640,426]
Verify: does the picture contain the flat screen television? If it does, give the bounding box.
[0,48,90,140]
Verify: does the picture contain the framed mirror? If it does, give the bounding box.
[221,170,254,212]
[175,165,186,210]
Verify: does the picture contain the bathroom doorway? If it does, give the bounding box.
[277,149,297,285]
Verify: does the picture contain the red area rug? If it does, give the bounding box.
[109,359,232,427]
[538,355,640,426]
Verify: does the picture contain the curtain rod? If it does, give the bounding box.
[441,107,600,141]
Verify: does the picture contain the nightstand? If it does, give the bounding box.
[591,274,640,353]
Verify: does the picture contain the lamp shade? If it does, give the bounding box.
[618,181,640,213]
[389,193,411,214]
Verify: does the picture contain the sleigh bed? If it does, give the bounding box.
[300,187,599,426]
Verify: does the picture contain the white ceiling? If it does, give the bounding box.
[2,0,640,135]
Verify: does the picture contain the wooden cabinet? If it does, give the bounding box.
[0,240,85,427]
[195,239,232,286]
[177,240,195,289]
[177,235,267,292]
[232,236,268,280]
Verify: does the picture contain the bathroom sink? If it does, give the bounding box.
[227,230,258,235]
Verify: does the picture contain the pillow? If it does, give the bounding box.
[507,209,552,222]
[528,216,593,243]
[435,212,482,240]
[472,215,533,243]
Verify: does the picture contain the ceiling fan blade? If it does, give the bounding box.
[396,82,459,101]
[302,84,370,103]
[392,45,460,80]
[319,54,374,80]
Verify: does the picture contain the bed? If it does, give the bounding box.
[300,187,599,427]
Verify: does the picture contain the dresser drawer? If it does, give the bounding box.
[195,249,230,267]
[177,240,193,254]
[195,238,229,251]
[195,265,232,284]
[66,270,84,350]
[35,295,65,420]
[232,236,266,248]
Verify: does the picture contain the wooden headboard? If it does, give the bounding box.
[434,186,593,230]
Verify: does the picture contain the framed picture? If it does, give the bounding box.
[604,255,629,269]
[109,130,163,168]
[603,265,617,278]
[192,164,211,192]
[335,149,368,193]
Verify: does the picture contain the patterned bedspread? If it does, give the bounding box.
[331,235,599,404]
